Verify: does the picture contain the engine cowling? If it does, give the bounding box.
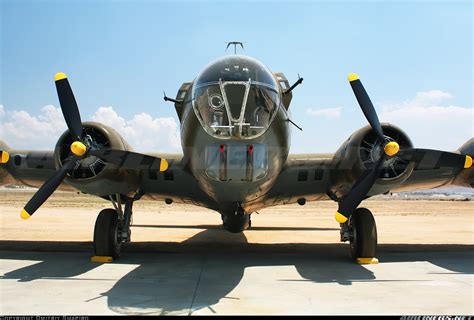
[54,121,140,197]
[330,123,416,199]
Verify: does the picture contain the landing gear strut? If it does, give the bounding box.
[93,194,136,259]
[340,207,378,263]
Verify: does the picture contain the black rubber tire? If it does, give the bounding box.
[93,209,121,258]
[349,208,377,259]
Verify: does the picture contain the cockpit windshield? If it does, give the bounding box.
[192,56,281,139]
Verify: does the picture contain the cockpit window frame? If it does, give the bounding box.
[219,78,251,122]
[192,79,282,140]
[191,55,283,140]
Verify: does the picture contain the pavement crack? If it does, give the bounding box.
[188,254,206,316]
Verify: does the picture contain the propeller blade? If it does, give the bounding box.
[54,72,83,140]
[335,155,386,223]
[348,73,384,141]
[21,158,77,219]
[88,149,169,172]
[398,149,473,170]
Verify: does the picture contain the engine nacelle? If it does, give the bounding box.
[54,121,140,197]
[330,123,416,199]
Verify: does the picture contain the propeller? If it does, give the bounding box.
[335,73,473,224]
[21,73,169,220]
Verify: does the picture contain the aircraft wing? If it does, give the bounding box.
[0,144,216,211]
[0,148,73,190]
[132,152,217,209]
[244,153,335,212]
[256,140,473,212]
[392,138,474,192]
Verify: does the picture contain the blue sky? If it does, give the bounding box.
[1,0,472,152]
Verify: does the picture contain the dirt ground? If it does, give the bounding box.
[1,190,472,245]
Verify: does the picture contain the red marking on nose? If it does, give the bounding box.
[219,144,225,153]
[248,145,254,155]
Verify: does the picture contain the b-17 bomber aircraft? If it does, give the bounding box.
[1,51,473,264]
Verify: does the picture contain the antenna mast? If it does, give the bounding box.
[225,41,244,54]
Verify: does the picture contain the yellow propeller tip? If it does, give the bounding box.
[0,151,9,164]
[384,141,400,157]
[348,73,359,82]
[20,209,31,220]
[54,72,67,81]
[160,159,169,172]
[465,155,473,169]
[70,141,87,157]
[335,212,348,223]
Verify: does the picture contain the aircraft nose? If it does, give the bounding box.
[204,142,268,183]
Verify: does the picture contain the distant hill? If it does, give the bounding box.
[380,186,473,200]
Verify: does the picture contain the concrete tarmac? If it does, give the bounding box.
[1,240,473,315]
[0,194,473,315]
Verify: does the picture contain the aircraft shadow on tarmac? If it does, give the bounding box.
[1,228,473,315]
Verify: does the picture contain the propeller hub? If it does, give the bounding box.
[71,141,87,157]
[383,141,400,157]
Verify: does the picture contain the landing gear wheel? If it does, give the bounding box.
[349,208,377,260]
[94,208,122,258]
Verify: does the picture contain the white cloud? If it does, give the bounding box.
[91,106,181,152]
[0,105,181,152]
[0,105,67,149]
[306,107,342,118]
[379,90,473,150]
